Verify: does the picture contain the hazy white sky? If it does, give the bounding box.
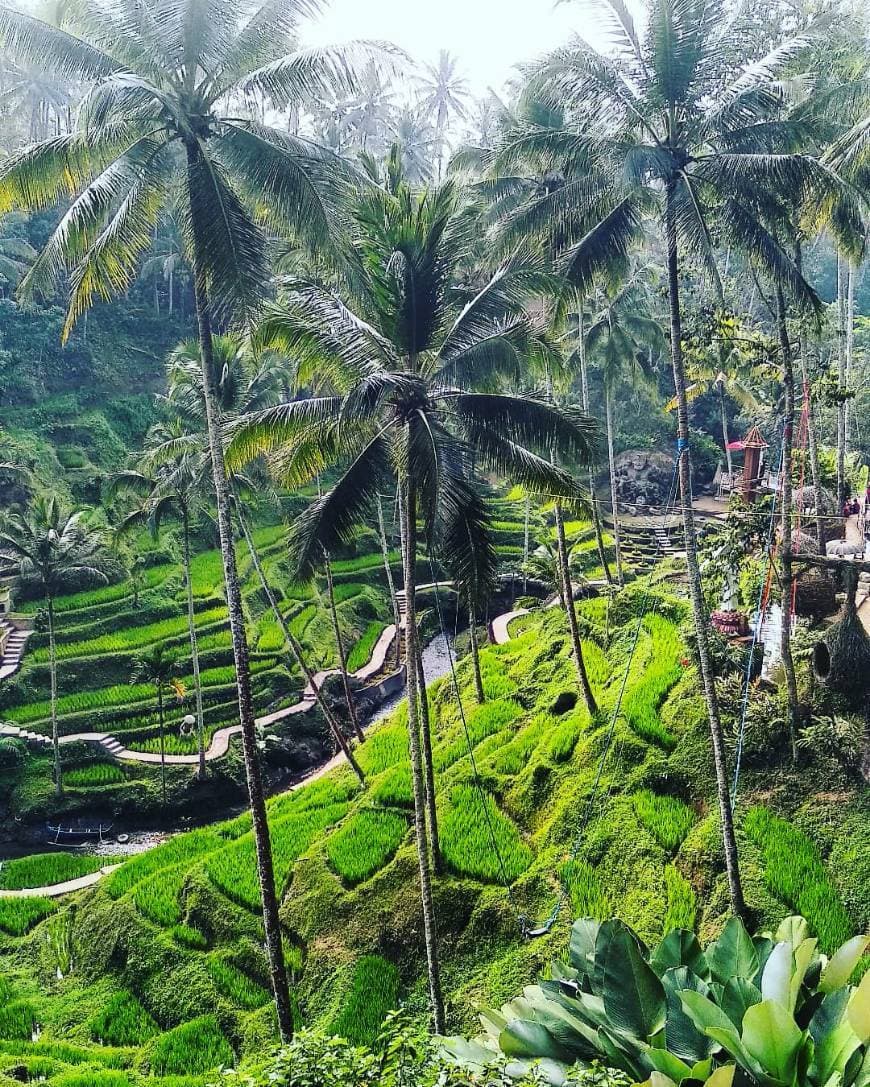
[303,0,600,95]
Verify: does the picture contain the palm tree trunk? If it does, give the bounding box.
[235,506,365,783]
[845,261,855,452]
[323,551,363,743]
[401,466,445,1032]
[775,283,800,763]
[377,494,402,669]
[522,495,530,594]
[719,383,733,481]
[604,386,624,587]
[415,642,442,874]
[47,596,61,796]
[157,683,166,810]
[554,504,597,715]
[836,253,847,505]
[578,307,613,585]
[185,142,293,1045]
[664,181,745,923]
[468,602,485,704]
[182,509,206,782]
[795,243,825,554]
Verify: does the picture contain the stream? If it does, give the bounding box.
[361,631,456,728]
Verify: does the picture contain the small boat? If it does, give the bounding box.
[45,821,114,845]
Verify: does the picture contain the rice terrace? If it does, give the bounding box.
[0,0,867,1085]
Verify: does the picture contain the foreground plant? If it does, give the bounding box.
[444,914,870,1087]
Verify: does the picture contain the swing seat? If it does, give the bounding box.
[524,920,556,939]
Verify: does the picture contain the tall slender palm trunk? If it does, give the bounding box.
[775,283,800,763]
[578,308,613,585]
[415,644,442,873]
[323,552,363,742]
[845,261,855,451]
[664,182,745,922]
[554,504,597,715]
[795,244,825,554]
[181,510,206,781]
[522,496,530,594]
[836,254,847,504]
[157,683,167,809]
[401,466,445,1032]
[719,382,733,481]
[235,507,365,784]
[377,494,402,668]
[604,386,624,587]
[468,602,485,704]
[186,142,293,1044]
[47,597,61,796]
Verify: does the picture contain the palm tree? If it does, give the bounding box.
[0,0,380,1041]
[110,425,208,781]
[228,180,597,1032]
[494,0,836,922]
[131,644,181,810]
[416,50,471,179]
[0,494,106,794]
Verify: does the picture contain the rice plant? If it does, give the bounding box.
[544,716,582,763]
[132,863,190,926]
[563,859,611,919]
[89,990,158,1046]
[745,806,853,953]
[18,564,172,615]
[489,717,549,775]
[662,865,696,933]
[346,621,388,673]
[170,924,208,950]
[0,897,56,934]
[621,615,682,749]
[64,762,126,787]
[356,720,408,776]
[331,551,400,574]
[206,958,269,1009]
[105,829,226,900]
[632,790,695,853]
[50,1072,133,1087]
[0,999,36,1040]
[330,955,399,1046]
[29,608,227,662]
[326,809,407,885]
[369,764,413,808]
[149,1015,233,1075]
[0,852,106,890]
[441,785,533,883]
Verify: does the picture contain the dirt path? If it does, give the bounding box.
[0,864,121,899]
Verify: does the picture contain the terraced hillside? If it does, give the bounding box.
[0,579,864,1086]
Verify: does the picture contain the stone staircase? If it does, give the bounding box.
[0,722,51,750]
[0,620,32,681]
[608,517,685,573]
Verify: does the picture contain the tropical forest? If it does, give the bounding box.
[0,0,867,1084]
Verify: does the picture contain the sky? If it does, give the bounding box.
[302,0,601,96]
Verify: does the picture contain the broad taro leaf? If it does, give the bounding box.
[720,976,762,1030]
[602,926,667,1042]
[761,941,794,1009]
[498,1018,576,1063]
[790,938,819,1013]
[776,916,810,948]
[707,918,759,987]
[569,917,601,976]
[809,988,863,1086]
[651,929,707,979]
[821,937,870,994]
[848,971,870,1044]
[663,968,716,1063]
[740,1000,804,1085]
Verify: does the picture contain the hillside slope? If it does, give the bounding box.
[0,579,866,1086]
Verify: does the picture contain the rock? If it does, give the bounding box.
[612,449,676,507]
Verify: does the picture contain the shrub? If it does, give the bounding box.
[64,762,126,787]
[0,852,106,890]
[330,955,400,1047]
[632,790,695,852]
[206,958,269,1009]
[149,1016,233,1075]
[441,785,533,883]
[745,806,853,953]
[90,990,158,1046]
[326,809,407,885]
[0,896,56,934]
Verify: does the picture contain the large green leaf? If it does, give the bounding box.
[761,940,794,1009]
[809,990,863,1085]
[651,929,706,979]
[790,938,818,1013]
[679,989,741,1037]
[848,972,870,1044]
[569,917,601,975]
[602,927,667,1041]
[776,916,810,947]
[720,976,761,1030]
[821,937,870,994]
[499,1019,573,1062]
[663,968,716,1063]
[707,918,759,986]
[644,1047,694,1081]
[741,1000,804,1084]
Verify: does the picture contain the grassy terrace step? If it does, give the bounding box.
[0,852,110,890]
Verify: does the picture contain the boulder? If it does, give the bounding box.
[611,449,676,507]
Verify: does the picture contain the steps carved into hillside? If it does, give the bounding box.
[0,619,32,681]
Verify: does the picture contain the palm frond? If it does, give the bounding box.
[0,6,118,82]
[224,397,343,472]
[450,393,599,466]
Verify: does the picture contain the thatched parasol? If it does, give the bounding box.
[812,565,870,713]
